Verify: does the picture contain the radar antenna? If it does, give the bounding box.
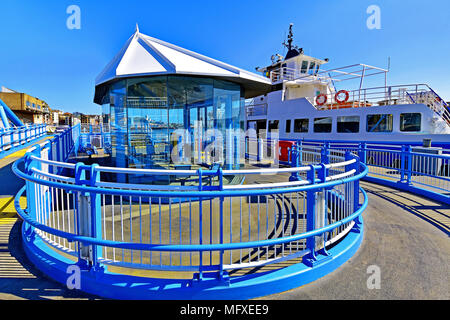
[282,23,303,58]
[282,23,294,51]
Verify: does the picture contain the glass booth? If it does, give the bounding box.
[100,75,244,181]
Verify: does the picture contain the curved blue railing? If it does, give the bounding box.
[251,138,450,205]
[10,124,450,299]
[12,126,368,299]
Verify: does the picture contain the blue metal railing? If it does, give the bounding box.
[285,140,450,205]
[12,127,368,298]
[10,125,450,298]
[0,124,47,155]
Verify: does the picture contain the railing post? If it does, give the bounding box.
[218,167,227,282]
[298,140,303,165]
[304,163,333,268]
[358,143,367,164]
[88,164,103,271]
[257,137,263,162]
[289,143,301,181]
[74,162,91,269]
[304,165,317,265]
[406,145,412,185]
[400,145,407,183]
[321,142,330,164]
[197,168,204,282]
[0,129,3,152]
[346,152,361,225]
[24,145,42,234]
[55,135,61,162]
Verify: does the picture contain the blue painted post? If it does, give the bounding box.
[304,163,333,268]
[88,164,103,271]
[257,137,263,162]
[321,143,330,165]
[10,129,14,147]
[43,140,53,174]
[55,136,60,162]
[298,140,303,165]
[218,168,225,281]
[304,165,317,265]
[74,162,90,269]
[197,168,203,282]
[234,135,239,170]
[316,163,329,256]
[288,146,291,164]
[289,143,301,181]
[0,129,4,152]
[346,152,361,218]
[400,145,407,183]
[406,145,412,185]
[358,143,367,164]
[24,145,42,234]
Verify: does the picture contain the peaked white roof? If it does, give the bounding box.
[94,28,271,101]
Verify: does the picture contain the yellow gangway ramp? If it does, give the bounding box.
[0,196,26,225]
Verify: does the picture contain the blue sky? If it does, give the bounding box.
[0,0,449,114]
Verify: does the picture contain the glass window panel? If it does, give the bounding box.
[268,120,279,131]
[301,61,308,73]
[337,116,360,133]
[294,118,309,133]
[367,114,393,132]
[400,113,421,132]
[314,117,332,133]
[308,62,316,75]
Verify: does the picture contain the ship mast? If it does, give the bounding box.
[282,23,303,60]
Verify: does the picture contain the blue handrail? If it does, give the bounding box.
[14,183,368,252]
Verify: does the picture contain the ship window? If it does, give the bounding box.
[314,117,332,133]
[400,113,421,132]
[301,61,308,73]
[308,62,316,75]
[294,118,309,133]
[366,114,393,132]
[268,120,279,132]
[285,119,291,133]
[337,116,360,133]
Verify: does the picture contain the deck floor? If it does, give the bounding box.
[0,144,448,299]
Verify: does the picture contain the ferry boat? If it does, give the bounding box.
[246,24,450,150]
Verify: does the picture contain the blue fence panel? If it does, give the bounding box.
[12,133,367,299]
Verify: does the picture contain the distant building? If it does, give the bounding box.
[50,109,63,125]
[73,112,101,126]
[0,87,51,124]
[59,112,73,126]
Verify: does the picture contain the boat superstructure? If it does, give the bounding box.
[246,24,450,148]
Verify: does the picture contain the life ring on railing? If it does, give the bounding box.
[335,90,350,104]
[316,94,328,106]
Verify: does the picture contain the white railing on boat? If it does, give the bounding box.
[305,84,450,125]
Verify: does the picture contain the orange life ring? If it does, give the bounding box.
[316,94,328,106]
[335,90,350,104]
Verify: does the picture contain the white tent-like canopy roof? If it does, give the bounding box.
[94,27,272,103]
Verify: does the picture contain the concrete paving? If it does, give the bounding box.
[261,181,449,300]
[0,143,448,299]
